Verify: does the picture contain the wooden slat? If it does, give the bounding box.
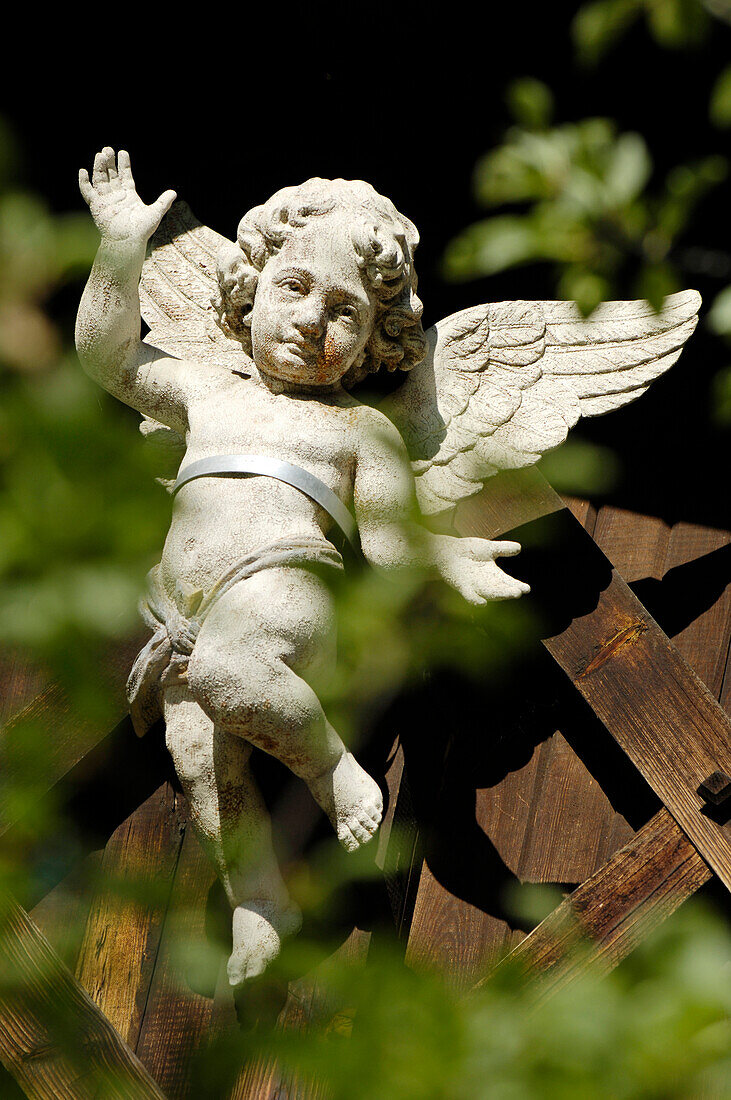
[0,896,166,1100]
[134,814,216,1098]
[404,496,635,987]
[74,782,186,1048]
[477,806,711,1001]
[455,470,731,895]
[478,503,731,994]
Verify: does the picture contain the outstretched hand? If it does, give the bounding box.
[79,148,176,246]
[436,535,530,604]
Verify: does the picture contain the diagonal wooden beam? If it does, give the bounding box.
[0,895,167,1099]
[454,469,731,895]
[474,808,711,1002]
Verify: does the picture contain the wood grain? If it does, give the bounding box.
[477,505,731,994]
[0,895,166,1099]
[477,806,711,1002]
[74,782,186,1048]
[455,471,731,894]
[134,813,217,1098]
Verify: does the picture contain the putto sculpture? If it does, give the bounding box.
[76,148,700,987]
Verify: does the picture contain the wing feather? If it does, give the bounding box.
[387,290,700,514]
[139,200,251,373]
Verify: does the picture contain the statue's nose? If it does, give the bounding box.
[293,299,325,339]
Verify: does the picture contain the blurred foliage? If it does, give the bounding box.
[444,0,731,432]
[572,0,711,64]
[0,102,728,1099]
[180,900,731,1099]
[443,78,726,314]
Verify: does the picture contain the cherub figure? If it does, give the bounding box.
[76,148,700,986]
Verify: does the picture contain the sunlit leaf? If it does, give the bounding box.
[707,284,731,334]
[506,77,554,129]
[572,0,641,64]
[710,64,731,127]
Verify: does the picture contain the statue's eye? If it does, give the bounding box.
[336,305,358,322]
[282,279,305,294]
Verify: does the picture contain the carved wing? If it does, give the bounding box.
[138,201,250,473]
[140,200,247,371]
[386,291,701,514]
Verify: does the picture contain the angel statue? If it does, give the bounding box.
[76,148,700,988]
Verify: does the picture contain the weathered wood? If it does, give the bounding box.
[477,806,711,1001]
[0,638,144,837]
[74,782,186,1048]
[544,569,731,891]
[477,505,731,995]
[0,895,167,1100]
[404,493,634,987]
[455,470,731,895]
[134,815,216,1098]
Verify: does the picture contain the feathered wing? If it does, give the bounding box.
[138,201,250,467]
[386,291,701,515]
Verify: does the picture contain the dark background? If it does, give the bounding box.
[5,5,730,530]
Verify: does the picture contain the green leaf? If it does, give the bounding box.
[604,132,652,203]
[635,263,680,310]
[506,78,554,129]
[646,0,708,46]
[442,216,541,280]
[710,65,731,127]
[706,284,731,334]
[572,0,641,64]
[558,268,613,315]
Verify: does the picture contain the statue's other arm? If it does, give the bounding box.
[353,411,529,603]
[75,148,196,435]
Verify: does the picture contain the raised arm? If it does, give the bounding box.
[75,148,195,434]
[353,411,529,603]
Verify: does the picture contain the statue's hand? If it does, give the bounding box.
[79,148,176,246]
[436,536,530,604]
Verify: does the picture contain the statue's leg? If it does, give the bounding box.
[186,565,383,852]
[163,683,301,985]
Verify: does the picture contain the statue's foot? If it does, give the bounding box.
[227,900,302,987]
[308,752,383,852]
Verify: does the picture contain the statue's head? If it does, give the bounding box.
[214,178,427,388]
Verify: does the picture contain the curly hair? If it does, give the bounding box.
[213,178,427,387]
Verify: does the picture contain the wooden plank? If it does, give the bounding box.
[661,521,731,693]
[477,508,731,994]
[455,470,731,895]
[543,569,731,889]
[404,497,637,987]
[477,806,711,1001]
[134,814,216,1099]
[74,782,186,1049]
[593,507,669,582]
[0,637,145,837]
[0,895,167,1100]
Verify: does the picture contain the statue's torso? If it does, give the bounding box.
[160,376,362,597]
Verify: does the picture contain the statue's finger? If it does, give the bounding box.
[91,150,108,189]
[78,168,95,206]
[117,150,136,189]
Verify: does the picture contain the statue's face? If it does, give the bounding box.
[250,217,376,387]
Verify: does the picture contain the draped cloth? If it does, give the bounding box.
[127,535,344,736]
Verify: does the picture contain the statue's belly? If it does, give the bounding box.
[160,474,334,599]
